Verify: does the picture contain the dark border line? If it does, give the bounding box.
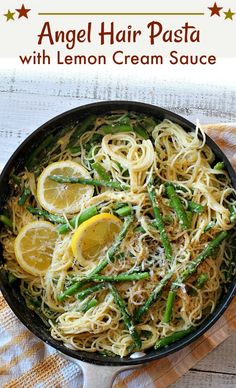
[38,12,205,16]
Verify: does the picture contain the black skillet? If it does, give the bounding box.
[0,101,236,387]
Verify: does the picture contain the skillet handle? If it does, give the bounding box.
[77,360,140,388]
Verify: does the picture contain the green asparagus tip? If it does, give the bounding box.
[204,220,216,232]
[163,290,176,324]
[154,327,193,350]
[147,181,172,262]
[18,187,31,206]
[214,162,225,171]
[133,124,149,139]
[115,205,133,218]
[77,283,107,300]
[229,205,236,224]
[48,175,127,191]
[166,183,190,230]
[80,298,98,313]
[101,124,133,134]
[188,201,204,214]
[196,273,209,288]
[58,215,133,301]
[92,162,111,182]
[58,206,98,234]
[27,206,65,224]
[11,174,21,185]
[108,283,142,349]
[0,215,13,229]
[8,272,17,284]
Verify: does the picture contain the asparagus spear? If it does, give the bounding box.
[58,216,133,301]
[48,175,127,191]
[28,205,98,233]
[135,219,161,234]
[188,273,209,296]
[133,125,149,139]
[108,283,142,349]
[163,291,176,324]
[80,298,98,313]
[196,273,209,288]
[11,174,21,185]
[0,215,13,229]
[173,184,189,193]
[103,113,130,123]
[101,124,133,134]
[77,283,107,300]
[8,272,17,284]
[229,205,236,223]
[67,114,96,150]
[58,206,98,234]
[77,272,149,300]
[18,187,31,206]
[188,201,204,214]
[163,215,174,224]
[58,279,90,302]
[113,202,128,210]
[154,327,193,349]
[27,206,65,224]
[166,183,190,230]
[72,216,133,286]
[92,216,133,273]
[214,162,225,170]
[26,135,54,170]
[148,182,172,261]
[135,226,146,233]
[175,231,229,285]
[135,216,173,234]
[163,231,229,323]
[134,271,174,323]
[88,272,150,283]
[139,117,157,132]
[69,146,81,155]
[98,350,116,358]
[204,220,216,232]
[187,211,193,226]
[92,162,111,181]
[90,133,104,143]
[115,205,132,217]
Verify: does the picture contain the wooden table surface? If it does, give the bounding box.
[0,66,235,387]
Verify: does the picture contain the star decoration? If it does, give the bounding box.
[224,8,235,20]
[4,9,15,21]
[16,4,31,19]
[208,2,223,17]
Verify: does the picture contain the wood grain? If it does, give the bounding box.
[172,335,236,387]
[204,124,236,170]
[191,334,236,374]
[172,369,236,388]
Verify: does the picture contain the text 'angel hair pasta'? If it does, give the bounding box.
[0,110,235,358]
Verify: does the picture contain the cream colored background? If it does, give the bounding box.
[0,0,236,61]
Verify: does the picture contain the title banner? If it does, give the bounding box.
[1,0,235,66]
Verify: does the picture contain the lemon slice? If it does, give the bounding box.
[37,161,94,215]
[14,221,57,276]
[71,213,122,267]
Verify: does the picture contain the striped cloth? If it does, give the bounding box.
[1,293,236,387]
[1,124,236,387]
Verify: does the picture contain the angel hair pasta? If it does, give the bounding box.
[0,110,236,358]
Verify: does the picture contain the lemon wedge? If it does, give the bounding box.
[14,221,57,276]
[37,160,94,215]
[71,213,122,267]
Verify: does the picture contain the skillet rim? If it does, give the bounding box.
[0,100,235,366]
